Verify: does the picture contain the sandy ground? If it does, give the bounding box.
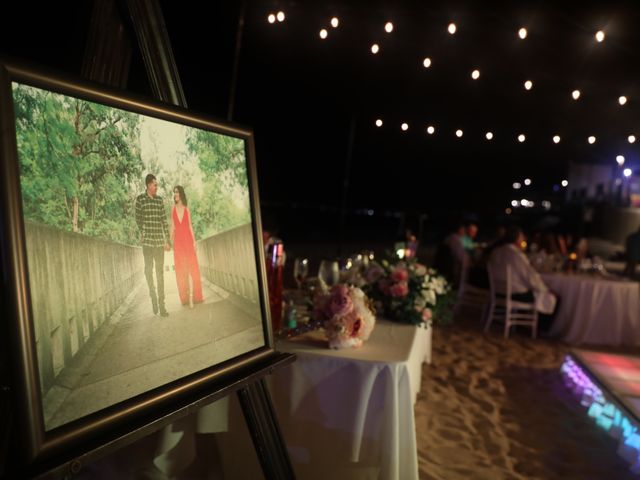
[416,309,637,480]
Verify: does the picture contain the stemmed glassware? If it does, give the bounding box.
[318,260,340,288]
[293,257,309,290]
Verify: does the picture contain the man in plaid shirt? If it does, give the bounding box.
[135,173,171,316]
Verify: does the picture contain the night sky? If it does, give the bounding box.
[2,0,640,240]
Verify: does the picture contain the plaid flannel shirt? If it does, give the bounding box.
[135,193,169,247]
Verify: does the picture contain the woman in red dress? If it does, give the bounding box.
[170,185,204,306]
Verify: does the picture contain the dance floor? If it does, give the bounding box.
[562,350,640,473]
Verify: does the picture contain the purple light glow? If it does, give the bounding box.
[561,355,640,472]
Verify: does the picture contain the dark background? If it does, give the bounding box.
[2,0,640,248]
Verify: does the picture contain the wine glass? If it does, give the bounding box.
[318,260,340,289]
[293,257,309,289]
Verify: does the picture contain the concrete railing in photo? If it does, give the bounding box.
[24,222,144,393]
[198,223,260,305]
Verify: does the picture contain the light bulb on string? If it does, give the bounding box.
[385,21,394,33]
[448,23,457,34]
[276,11,285,22]
[319,29,328,39]
[331,17,339,28]
[572,90,581,100]
[371,43,379,54]
[629,135,636,144]
[553,135,561,144]
[518,27,527,39]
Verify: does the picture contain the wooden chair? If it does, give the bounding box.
[484,262,538,339]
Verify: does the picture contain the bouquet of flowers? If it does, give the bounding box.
[364,257,451,326]
[313,284,376,349]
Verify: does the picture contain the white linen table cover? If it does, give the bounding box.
[270,319,431,480]
[541,273,640,346]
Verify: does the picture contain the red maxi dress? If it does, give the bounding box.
[172,206,204,305]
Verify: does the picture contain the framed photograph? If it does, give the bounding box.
[0,61,276,471]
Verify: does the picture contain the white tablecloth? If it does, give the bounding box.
[541,273,640,346]
[270,319,432,480]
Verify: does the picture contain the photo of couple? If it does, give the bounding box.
[12,81,266,431]
[135,175,204,317]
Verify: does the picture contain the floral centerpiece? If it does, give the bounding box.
[313,284,376,349]
[364,257,451,326]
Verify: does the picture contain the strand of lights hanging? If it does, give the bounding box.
[372,119,638,146]
[266,14,633,109]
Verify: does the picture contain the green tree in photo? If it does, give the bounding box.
[184,129,250,235]
[13,84,144,245]
[186,130,248,189]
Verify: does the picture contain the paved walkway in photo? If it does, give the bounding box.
[44,269,264,430]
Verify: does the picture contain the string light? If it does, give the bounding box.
[572,90,581,100]
[276,11,285,22]
[629,135,636,144]
[375,119,383,127]
[524,80,533,90]
[448,23,457,34]
[471,69,480,80]
[426,125,435,134]
[319,29,328,39]
[616,155,625,166]
[595,30,605,42]
[371,43,379,54]
[562,180,569,187]
[553,135,561,144]
[267,13,276,24]
[455,129,463,138]
[588,135,596,144]
[385,21,394,33]
[331,17,339,28]
[619,96,628,105]
[518,134,526,142]
[485,131,493,140]
[423,57,432,68]
[624,168,633,177]
[518,27,527,39]
[401,122,409,131]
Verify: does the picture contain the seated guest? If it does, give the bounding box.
[489,226,558,332]
[462,222,478,253]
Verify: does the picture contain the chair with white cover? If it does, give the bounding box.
[484,262,538,339]
[455,257,490,318]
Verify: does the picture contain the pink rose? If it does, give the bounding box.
[422,308,432,322]
[328,284,353,316]
[391,267,409,282]
[414,263,427,276]
[390,281,409,297]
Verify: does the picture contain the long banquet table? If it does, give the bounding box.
[269,319,432,480]
[541,272,640,346]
